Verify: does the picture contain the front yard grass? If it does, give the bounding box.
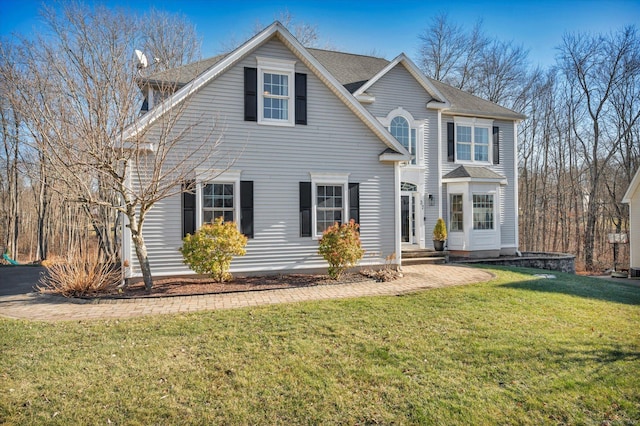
[1,267,639,424]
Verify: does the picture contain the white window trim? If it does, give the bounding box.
[449,193,464,232]
[454,117,493,165]
[310,172,350,239]
[195,169,242,229]
[257,56,296,127]
[380,107,423,166]
[471,192,496,231]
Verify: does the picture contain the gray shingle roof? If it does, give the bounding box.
[139,44,525,121]
[428,78,526,120]
[307,48,389,93]
[443,165,506,180]
[142,54,228,86]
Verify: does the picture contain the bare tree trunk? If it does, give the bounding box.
[128,213,153,292]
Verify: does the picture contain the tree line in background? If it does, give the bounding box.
[1,5,638,272]
[419,14,639,271]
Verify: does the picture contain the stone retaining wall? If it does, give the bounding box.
[454,252,576,274]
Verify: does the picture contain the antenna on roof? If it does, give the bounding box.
[134,49,148,69]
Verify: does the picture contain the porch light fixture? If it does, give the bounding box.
[428,194,435,206]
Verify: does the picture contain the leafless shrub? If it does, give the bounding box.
[37,250,120,297]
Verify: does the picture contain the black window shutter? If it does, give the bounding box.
[240,181,254,238]
[493,126,500,165]
[295,73,307,125]
[244,67,257,122]
[182,180,196,238]
[349,183,360,226]
[447,122,455,162]
[300,182,312,237]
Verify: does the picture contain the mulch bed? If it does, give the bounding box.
[100,273,373,299]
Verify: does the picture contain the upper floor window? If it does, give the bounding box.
[455,117,492,163]
[257,57,295,126]
[388,114,418,165]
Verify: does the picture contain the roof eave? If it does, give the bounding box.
[622,167,640,203]
[443,109,527,121]
[442,176,508,185]
[379,151,410,162]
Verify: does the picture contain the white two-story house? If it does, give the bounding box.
[121,22,525,279]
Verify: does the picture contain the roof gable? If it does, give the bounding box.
[623,167,640,203]
[123,22,409,160]
[353,54,448,105]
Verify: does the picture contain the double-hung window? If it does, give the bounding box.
[450,194,463,231]
[316,185,343,234]
[257,57,295,126]
[390,116,418,165]
[203,183,234,223]
[192,170,253,238]
[301,173,353,238]
[472,194,494,230]
[455,117,492,163]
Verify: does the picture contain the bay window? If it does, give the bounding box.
[473,194,494,230]
[450,194,463,231]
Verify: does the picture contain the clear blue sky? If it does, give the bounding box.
[1,0,639,68]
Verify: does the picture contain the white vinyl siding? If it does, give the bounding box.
[125,38,395,277]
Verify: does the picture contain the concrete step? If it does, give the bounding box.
[402,256,447,266]
[402,249,449,259]
[401,249,448,266]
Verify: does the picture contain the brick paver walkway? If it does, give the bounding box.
[0,264,492,322]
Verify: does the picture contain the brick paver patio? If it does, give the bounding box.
[0,264,492,321]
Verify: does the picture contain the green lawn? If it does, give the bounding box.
[1,267,639,424]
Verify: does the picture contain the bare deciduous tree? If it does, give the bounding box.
[417,14,531,111]
[4,3,229,289]
[559,26,640,270]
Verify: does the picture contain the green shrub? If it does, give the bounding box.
[433,217,447,241]
[318,220,365,280]
[180,217,248,282]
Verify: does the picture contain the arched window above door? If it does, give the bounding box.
[401,182,418,192]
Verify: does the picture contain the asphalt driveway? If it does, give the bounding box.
[0,266,44,296]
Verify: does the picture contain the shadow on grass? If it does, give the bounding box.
[498,272,640,306]
[553,345,640,364]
